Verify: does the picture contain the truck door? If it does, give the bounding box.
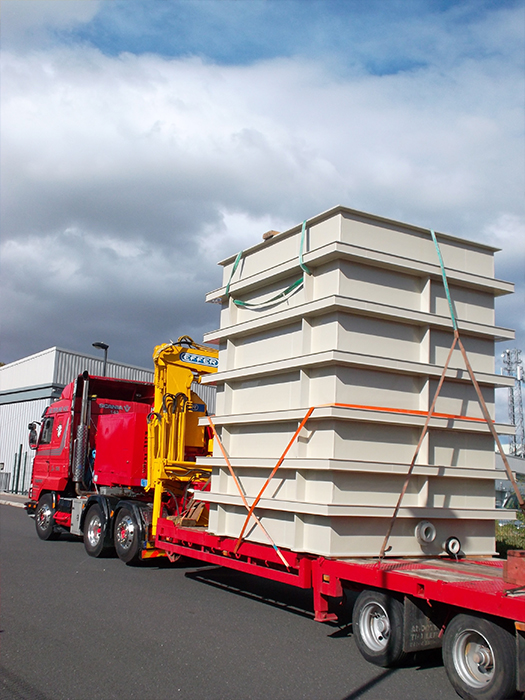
[47,412,70,477]
[34,416,55,478]
[33,413,69,486]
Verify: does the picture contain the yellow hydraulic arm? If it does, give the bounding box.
[146,336,218,536]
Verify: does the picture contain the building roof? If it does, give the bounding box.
[0,347,153,397]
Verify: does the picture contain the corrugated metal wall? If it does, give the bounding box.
[54,349,154,385]
[0,398,49,494]
[0,348,155,391]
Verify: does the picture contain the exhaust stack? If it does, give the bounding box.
[73,371,90,487]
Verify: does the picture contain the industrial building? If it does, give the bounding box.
[0,347,154,494]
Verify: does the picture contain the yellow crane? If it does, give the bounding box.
[146,336,218,536]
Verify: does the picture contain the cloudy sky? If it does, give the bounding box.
[1,0,524,379]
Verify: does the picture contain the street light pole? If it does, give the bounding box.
[92,342,109,377]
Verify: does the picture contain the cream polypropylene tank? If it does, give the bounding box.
[197,205,515,557]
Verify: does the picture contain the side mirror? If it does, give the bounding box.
[28,422,39,450]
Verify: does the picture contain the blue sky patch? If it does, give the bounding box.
[58,0,524,74]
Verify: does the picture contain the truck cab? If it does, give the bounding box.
[29,387,73,500]
[29,376,155,504]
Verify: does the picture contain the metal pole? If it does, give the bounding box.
[10,453,17,493]
[21,452,28,495]
[14,445,22,494]
[92,342,109,377]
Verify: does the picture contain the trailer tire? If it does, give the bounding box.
[83,504,112,557]
[352,590,406,667]
[442,614,516,700]
[35,494,60,541]
[114,507,141,565]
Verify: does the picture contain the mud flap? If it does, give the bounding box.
[403,596,442,653]
[518,628,525,693]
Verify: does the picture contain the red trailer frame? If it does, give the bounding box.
[156,518,525,623]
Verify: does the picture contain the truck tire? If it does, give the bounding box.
[442,614,516,700]
[83,504,112,557]
[352,590,406,667]
[114,507,142,565]
[35,494,60,541]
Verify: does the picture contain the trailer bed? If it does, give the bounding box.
[155,518,525,624]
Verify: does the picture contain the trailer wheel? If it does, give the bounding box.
[35,494,60,541]
[114,507,141,565]
[83,504,112,557]
[442,614,516,700]
[352,590,406,667]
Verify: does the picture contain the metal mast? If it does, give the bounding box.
[502,348,524,457]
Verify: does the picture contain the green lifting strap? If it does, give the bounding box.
[225,249,244,298]
[232,276,304,308]
[299,220,312,275]
[430,229,458,331]
[225,219,312,310]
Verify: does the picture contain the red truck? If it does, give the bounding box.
[25,338,218,563]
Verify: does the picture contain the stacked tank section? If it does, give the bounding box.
[198,206,515,557]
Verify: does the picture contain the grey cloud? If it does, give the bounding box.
[1,44,523,367]
[1,229,220,367]
[1,0,103,51]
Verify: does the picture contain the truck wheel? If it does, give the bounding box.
[442,614,516,700]
[35,494,60,541]
[352,590,406,667]
[83,504,112,557]
[114,507,141,565]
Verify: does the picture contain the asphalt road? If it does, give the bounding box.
[0,505,459,700]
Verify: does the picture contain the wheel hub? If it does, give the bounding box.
[87,515,102,548]
[116,514,135,551]
[471,648,492,668]
[453,630,494,688]
[37,504,52,530]
[360,602,391,651]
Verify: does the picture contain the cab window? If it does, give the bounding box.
[40,417,54,445]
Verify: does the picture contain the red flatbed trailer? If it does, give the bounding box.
[156,518,525,700]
